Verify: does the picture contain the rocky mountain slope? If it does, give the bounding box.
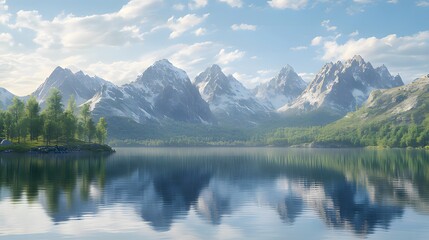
[32,66,112,106]
[194,64,271,125]
[87,59,215,125]
[279,55,404,116]
[342,74,429,125]
[255,65,307,109]
[0,87,15,110]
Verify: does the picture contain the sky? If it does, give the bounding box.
[0,0,428,96]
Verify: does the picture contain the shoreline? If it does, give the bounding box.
[0,143,115,154]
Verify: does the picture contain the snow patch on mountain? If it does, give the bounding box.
[279,55,404,115]
[194,64,271,124]
[255,65,307,109]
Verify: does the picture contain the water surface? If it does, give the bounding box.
[1,148,429,239]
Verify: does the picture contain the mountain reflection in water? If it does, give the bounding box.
[1,148,429,238]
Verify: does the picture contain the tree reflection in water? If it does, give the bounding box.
[0,148,428,236]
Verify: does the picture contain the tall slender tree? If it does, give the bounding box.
[95,117,107,144]
[43,88,63,144]
[26,96,41,141]
[8,97,26,142]
[62,96,78,143]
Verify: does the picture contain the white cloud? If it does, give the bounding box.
[116,0,162,19]
[298,72,315,82]
[387,0,398,3]
[216,48,245,65]
[0,0,10,24]
[167,13,209,39]
[290,46,307,51]
[311,36,323,46]
[0,32,12,45]
[319,31,429,82]
[194,27,207,36]
[416,1,429,7]
[0,52,57,95]
[349,30,359,37]
[231,23,257,31]
[321,20,337,32]
[268,0,308,10]
[219,0,243,8]
[9,0,163,49]
[189,0,208,9]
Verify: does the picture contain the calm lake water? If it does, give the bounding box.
[1,148,429,239]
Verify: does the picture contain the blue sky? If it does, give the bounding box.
[0,0,428,96]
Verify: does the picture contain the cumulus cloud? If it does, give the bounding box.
[219,0,243,8]
[320,31,429,82]
[189,0,208,9]
[0,53,57,95]
[216,48,245,65]
[0,0,10,24]
[268,0,308,10]
[231,23,257,31]
[9,0,163,49]
[167,13,209,39]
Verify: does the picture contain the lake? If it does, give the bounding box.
[1,148,429,239]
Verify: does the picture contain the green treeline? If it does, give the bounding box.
[0,88,107,145]
[266,115,429,148]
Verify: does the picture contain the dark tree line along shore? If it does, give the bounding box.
[0,88,107,145]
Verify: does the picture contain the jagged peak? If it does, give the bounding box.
[208,64,223,73]
[153,59,173,67]
[352,55,364,62]
[279,64,294,74]
[51,66,73,75]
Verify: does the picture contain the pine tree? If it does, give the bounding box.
[8,97,26,143]
[62,96,78,143]
[95,117,107,144]
[43,88,63,144]
[26,96,41,141]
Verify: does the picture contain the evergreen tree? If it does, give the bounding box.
[26,96,41,141]
[80,103,92,142]
[43,88,63,144]
[8,97,26,142]
[87,118,96,143]
[62,96,77,143]
[95,117,107,144]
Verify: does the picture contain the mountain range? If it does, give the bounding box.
[278,55,404,116]
[0,55,423,141]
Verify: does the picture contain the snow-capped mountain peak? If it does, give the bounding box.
[194,64,271,125]
[32,66,111,107]
[255,64,307,109]
[89,59,215,125]
[279,56,404,116]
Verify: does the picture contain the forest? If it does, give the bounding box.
[0,89,107,146]
[265,115,429,148]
